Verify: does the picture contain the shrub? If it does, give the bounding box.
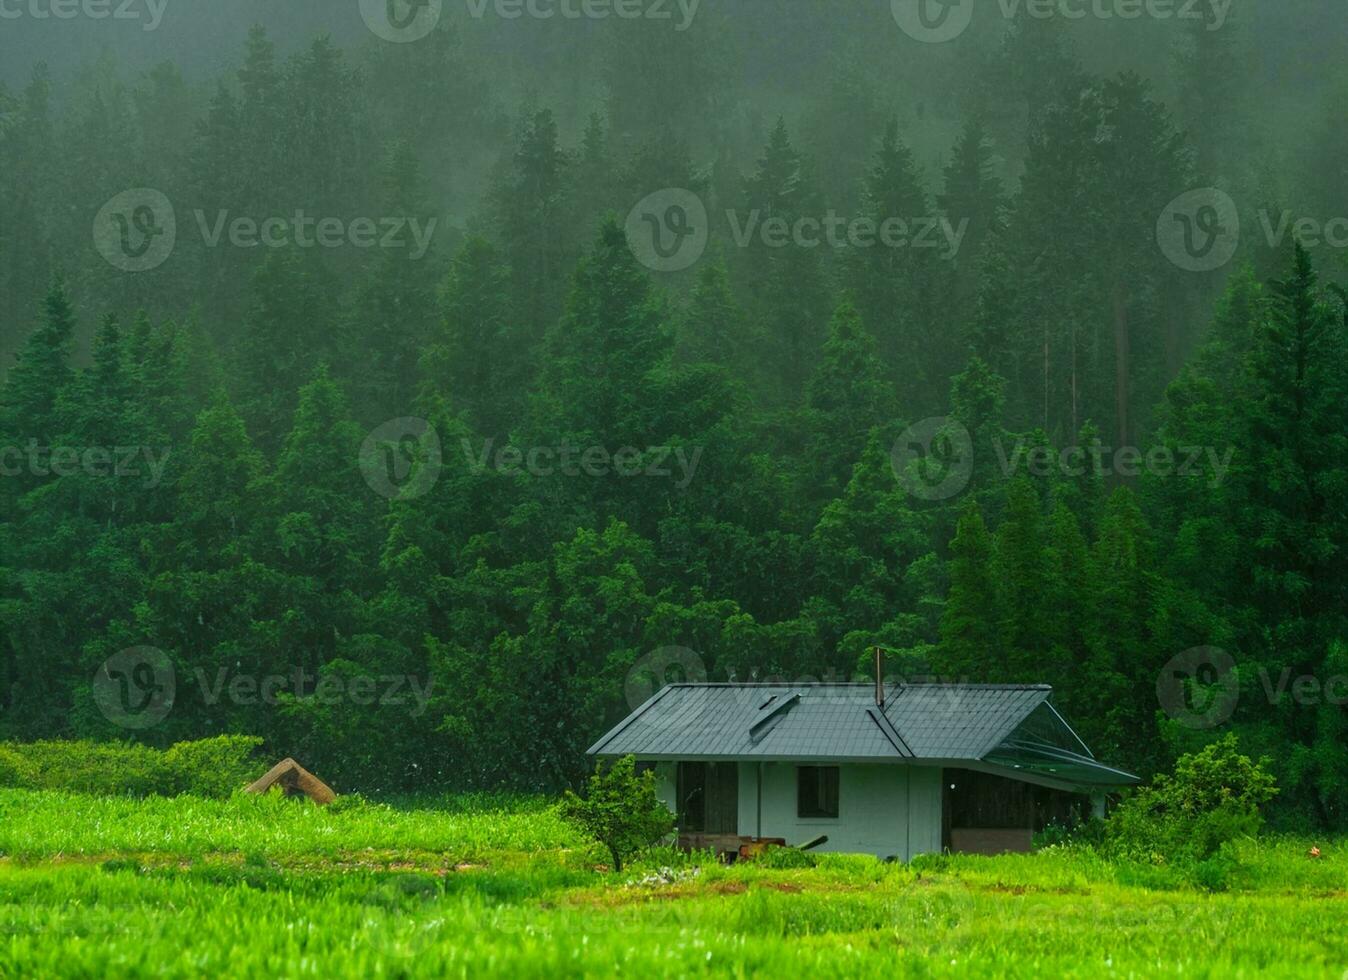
[0,745,34,787]
[0,737,265,798]
[3,740,169,796]
[163,736,265,797]
[1105,735,1277,868]
[559,756,675,872]
[1035,817,1104,851]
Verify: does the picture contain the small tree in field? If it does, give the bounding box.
[1105,734,1277,865]
[560,756,674,872]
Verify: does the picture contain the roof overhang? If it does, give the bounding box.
[585,683,1138,790]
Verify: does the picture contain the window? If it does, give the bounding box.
[797,766,840,819]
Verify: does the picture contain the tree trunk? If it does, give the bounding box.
[1113,277,1130,451]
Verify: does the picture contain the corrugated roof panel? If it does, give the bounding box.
[589,683,1052,762]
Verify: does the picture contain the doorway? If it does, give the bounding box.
[676,762,739,834]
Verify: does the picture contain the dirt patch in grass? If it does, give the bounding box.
[981,881,1090,897]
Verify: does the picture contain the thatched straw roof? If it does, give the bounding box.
[244,758,336,805]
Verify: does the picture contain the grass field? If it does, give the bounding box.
[1,789,1346,978]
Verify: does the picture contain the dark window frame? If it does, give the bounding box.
[797,765,840,819]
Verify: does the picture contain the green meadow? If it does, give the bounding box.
[1,789,1345,978]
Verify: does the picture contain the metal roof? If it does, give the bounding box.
[587,683,1139,788]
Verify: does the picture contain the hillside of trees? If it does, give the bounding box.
[2,6,1346,828]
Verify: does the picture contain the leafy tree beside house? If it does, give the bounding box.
[561,756,674,872]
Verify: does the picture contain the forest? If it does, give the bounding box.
[1,0,1346,831]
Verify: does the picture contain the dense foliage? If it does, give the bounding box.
[1,9,1346,832]
[1104,735,1278,874]
[560,756,676,872]
[0,735,264,798]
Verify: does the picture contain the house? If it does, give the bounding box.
[587,677,1139,860]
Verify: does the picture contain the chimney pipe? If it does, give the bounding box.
[874,646,884,709]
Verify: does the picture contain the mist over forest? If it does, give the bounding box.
[2,0,1347,829]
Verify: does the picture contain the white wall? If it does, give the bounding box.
[653,762,677,813]
[735,762,942,860]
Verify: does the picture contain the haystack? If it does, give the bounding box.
[244,758,336,805]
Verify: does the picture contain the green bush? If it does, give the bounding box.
[1,740,169,796]
[163,736,265,797]
[1105,735,1277,868]
[0,737,265,799]
[559,756,675,872]
[0,745,34,787]
[1034,817,1104,851]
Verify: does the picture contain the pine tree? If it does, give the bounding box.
[939,500,1001,681]
[341,140,441,423]
[844,120,942,403]
[993,478,1048,680]
[422,236,523,443]
[676,255,749,371]
[1086,487,1159,767]
[176,390,266,559]
[535,218,671,448]
[805,299,895,498]
[939,117,1006,325]
[738,119,831,401]
[492,107,573,340]
[2,279,74,448]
